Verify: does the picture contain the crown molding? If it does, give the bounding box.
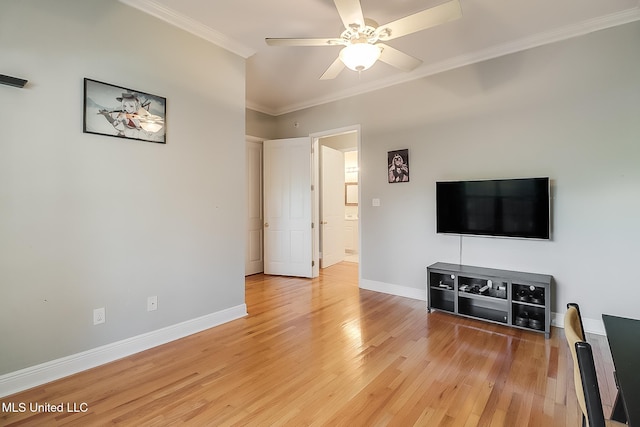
[254,7,640,116]
[116,1,640,116]
[118,0,255,59]
[245,100,275,116]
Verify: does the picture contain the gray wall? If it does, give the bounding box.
[270,22,640,328]
[0,0,246,374]
[246,108,278,140]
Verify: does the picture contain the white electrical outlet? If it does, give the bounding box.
[93,307,105,325]
[147,296,158,312]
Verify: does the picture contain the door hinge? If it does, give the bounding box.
[312,260,315,267]
[311,184,314,191]
[311,222,315,229]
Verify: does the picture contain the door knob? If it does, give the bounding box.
[264,223,269,228]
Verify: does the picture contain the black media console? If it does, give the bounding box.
[427,262,552,338]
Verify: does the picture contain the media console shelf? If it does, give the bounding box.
[427,262,552,338]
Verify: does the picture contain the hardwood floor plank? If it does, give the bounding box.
[0,262,612,426]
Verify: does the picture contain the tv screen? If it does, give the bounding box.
[436,177,550,239]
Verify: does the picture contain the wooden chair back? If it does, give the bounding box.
[567,302,586,341]
[565,304,588,424]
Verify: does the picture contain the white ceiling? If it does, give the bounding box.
[120,0,640,116]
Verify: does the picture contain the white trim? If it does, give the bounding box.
[246,101,274,116]
[117,0,255,58]
[311,125,361,281]
[245,135,265,143]
[117,0,640,116]
[552,312,606,336]
[0,304,247,398]
[309,125,360,140]
[359,279,426,301]
[359,282,608,337]
[261,8,640,115]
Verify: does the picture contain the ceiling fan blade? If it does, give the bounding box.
[334,0,365,30]
[376,0,462,41]
[320,57,346,80]
[266,38,344,47]
[377,44,423,72]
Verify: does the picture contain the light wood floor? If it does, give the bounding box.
[1,262,617,426]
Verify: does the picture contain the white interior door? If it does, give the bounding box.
[245,139,263,276]
[320,145,345,268]
[263,138,312,278]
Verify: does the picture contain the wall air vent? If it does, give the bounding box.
[0,74,28,88]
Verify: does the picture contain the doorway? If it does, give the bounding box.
[245,136,264,276]
[318,132,358,265]
[245,125,360,276]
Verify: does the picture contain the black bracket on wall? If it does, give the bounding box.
[0,74,28,88]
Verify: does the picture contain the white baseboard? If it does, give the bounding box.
[359,279,426,301]
[551,311,605,336]
[359,280,607,337]
[0,304,247,398]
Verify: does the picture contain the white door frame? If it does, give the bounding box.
[247,125,361,281]
[310,125,361,279]
[245,136,264,276]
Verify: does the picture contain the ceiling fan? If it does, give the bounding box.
[265,0,462,80]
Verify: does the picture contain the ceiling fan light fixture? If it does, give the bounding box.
[339,43,381,72]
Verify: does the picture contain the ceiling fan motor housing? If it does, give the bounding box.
[340,23,379,45]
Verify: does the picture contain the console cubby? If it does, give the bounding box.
[427,263,552,338]
[428,271,455,313]
[458,295,508,324]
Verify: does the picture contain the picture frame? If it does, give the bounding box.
[345,182,358,206]
[388,149,409,183]
[83,78,166,144]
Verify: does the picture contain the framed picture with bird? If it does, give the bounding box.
[83,78,166,144]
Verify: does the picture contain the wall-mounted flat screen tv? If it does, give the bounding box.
[436,177,550,239]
